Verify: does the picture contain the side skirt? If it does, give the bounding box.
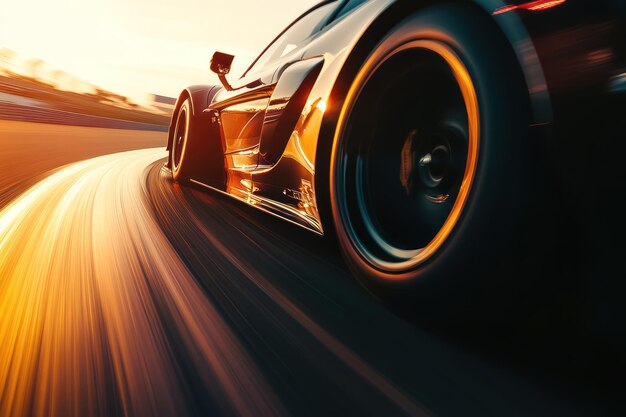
[189,179,324,236]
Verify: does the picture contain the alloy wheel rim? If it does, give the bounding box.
[332,40,480,275]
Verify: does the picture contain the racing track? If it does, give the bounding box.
[0,123,623,417]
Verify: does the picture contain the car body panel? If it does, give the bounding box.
[248,0,398,234]
[167,84,220,152]
[259,56,325,166]
[173,0,625,235]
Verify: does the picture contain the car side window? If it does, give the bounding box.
[245,1,339,76]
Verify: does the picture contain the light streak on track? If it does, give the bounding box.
[0,149,284,417]
[149,169,429,417]
[0,144,612,417]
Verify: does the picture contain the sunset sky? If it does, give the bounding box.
[0,0,319,102]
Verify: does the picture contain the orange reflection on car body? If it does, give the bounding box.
[493,0,567,15]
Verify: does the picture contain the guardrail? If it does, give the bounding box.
[0,102,168,131]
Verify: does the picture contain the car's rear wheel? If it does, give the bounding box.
[331,4,535,323]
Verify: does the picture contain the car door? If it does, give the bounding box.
[207,1,340,194]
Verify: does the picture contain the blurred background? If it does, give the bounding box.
[0,0,318,129]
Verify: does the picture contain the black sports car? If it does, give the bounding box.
[166,0,626,322]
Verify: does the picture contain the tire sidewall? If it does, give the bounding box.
[331,4,533,318]
[171,99,192,182]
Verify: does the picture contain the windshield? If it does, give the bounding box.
[243,1,339,77]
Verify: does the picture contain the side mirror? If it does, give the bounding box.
[210,51,234,75]
[211,51,235,91]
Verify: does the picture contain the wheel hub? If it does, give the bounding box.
[401,129,461,205]
[419,145,449,185]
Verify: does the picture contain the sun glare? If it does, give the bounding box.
[0,0,319,102]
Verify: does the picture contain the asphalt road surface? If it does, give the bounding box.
[0,120,167,209]
[0,121,623,417]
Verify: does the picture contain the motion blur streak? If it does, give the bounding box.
[0,149,284,417]
[152,168,428,417]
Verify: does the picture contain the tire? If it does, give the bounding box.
[170,97,220,184]
[330,4,536,324]
[170,98,194,182]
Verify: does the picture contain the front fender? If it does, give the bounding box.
[167,85,222,151]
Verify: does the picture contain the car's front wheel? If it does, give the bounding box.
[170,98,193,182]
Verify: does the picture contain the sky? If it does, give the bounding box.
[0,0,320,103]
